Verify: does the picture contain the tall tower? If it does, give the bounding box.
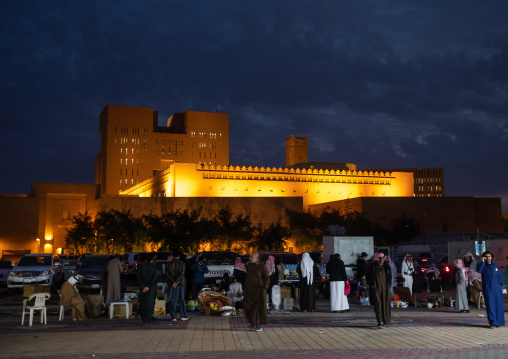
[285,135,308,167]
[95,105,229,195]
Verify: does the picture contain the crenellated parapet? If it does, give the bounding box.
[199,164,392,180]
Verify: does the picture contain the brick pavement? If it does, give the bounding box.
[0,296,507,359]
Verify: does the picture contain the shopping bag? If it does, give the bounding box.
[344,279,351,296]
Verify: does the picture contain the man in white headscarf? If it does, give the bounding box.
[59,275,87,320]
[297,252,319,312]
[401,254,414,295]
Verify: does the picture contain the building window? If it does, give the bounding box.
[62,211,70,220]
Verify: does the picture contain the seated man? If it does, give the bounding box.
[59,275,87,320]
[468,269,484,306]
[227,276,244,306]
[425,263,441,292]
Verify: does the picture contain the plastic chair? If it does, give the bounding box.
[59,305,71,321]
[22,293,50,326]
[477,291,484,309]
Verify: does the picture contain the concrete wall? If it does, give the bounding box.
[0,196,39,256]
[309,196,504,233]
[98,196,303,228]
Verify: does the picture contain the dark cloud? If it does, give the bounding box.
[1,0,507,211]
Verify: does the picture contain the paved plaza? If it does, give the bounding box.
[0,294,507,359]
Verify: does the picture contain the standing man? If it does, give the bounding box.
[106,255,123,302]
[477,251,505,328]
[163,251,189,321]
[401,254,414,295]
[366,252,392,328]
[327,253,349,313]
[137,253,157,325]
[190,256,209,300]
[244,252,269,332]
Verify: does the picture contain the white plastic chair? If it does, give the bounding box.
[478,291,484,309]
[59,305,68,321]
[22,293,50,326]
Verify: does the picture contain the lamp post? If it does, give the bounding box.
[36,236,40,253]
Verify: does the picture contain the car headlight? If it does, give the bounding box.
[40,271,50,275]
[9,271,16,276]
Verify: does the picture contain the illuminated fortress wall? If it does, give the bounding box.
[120,163,415,208]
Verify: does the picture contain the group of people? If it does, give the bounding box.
[400,254,442,295]
[453,251,505,328]
[59,250,505,331]
[58,254,125,321]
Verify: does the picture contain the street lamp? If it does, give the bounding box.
[36,236,40,253]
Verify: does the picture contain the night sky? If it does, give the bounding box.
[1,1,507,213]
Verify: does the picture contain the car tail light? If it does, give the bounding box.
[421,267,425,273]
[444,266,450,272]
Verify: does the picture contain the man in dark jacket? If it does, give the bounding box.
[137,252,158,325]
[366,252,392,328]
[162,251,189,321]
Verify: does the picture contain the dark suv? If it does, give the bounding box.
[190,251,240,265]
[76,255,111,293]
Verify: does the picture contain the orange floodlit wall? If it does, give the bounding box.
[120,163,414,207]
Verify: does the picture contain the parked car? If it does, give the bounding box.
[121,252,143,276]
[0,260,13,286]
[431,255,452,285]
[7,253,65,292]
[186,251,240,284]
[76,255,111,293]
[62,259,80,280]
[77,253,93,265]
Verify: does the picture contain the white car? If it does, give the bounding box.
[7,253,64,291]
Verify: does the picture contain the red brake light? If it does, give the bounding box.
[421,259,428,262]
[444,266,450,272]
[421,268,425,273]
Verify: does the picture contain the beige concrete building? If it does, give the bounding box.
[95,105,229,195]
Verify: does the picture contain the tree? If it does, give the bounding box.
[253,219,290,251]
[95,209,145,253]
[65,211,96,254]
[144,207,210,254]
[285,208,322,251]
[211,207,255,252]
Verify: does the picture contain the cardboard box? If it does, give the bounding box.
[283,298,294,311]
[112,302,133,318]
[23,285,50,297]
[280,286,292,299]
[154,299,166,315]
